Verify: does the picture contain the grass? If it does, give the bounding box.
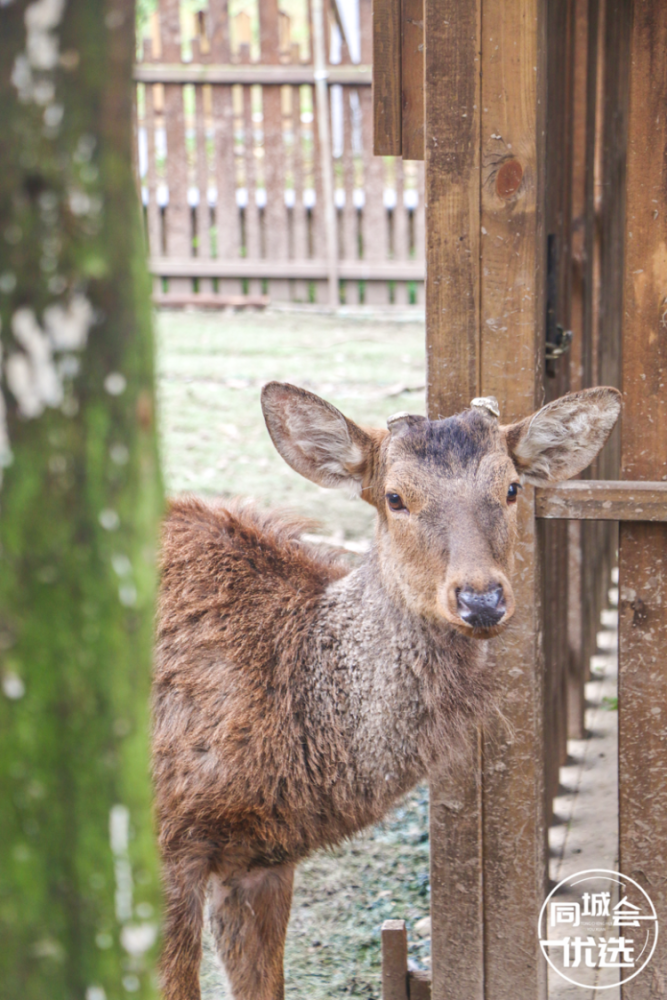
[156,307,432,998]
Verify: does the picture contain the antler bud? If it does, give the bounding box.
[470,396,500,419]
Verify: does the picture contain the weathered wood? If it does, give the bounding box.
[135,64,373,85]
[619,3,667,997]
[536,481,667,520]
[381,920,408,1000]
[429,743,484,1000]
[424,3,484,996]
[401,0,424,160]
[424,0,481,418]
[478,1,548,998]
[408,970,432,1000]
[373,0,402,154]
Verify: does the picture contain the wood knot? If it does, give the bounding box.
[496,159,523,199]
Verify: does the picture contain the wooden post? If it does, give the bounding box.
[381,920,409,1000]
[479,3,548,999]
[424,2,485,999]
[373,0,402,154]
[619,2,667,997]
[401,0,424,160]
[425,0,548,997]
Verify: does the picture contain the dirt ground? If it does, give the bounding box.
[156,307,432,998]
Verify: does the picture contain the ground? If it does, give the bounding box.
[157,306,432,998]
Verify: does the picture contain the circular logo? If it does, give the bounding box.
[538,869,658,990]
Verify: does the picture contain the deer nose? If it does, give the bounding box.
[456,585,506,628]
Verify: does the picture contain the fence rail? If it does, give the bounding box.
[134,0,425,307]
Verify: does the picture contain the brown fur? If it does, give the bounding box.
[153,383,621,1000]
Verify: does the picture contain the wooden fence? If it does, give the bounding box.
[134,0,425,308]
[374,0,667,996]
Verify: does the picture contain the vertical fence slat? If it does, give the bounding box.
[401,0,424,160]
[361,87,389,304]
[424,0,483,996]
[194,84,212,293]
[393,158,409,305]
[479,3,548,1000]
[619,3,667,998]
[373,0,402,155]
[159,0,191,293]
[424,0,480,418]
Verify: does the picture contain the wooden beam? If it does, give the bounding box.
[424,3,484,998]
[619,2,667,997]
[424,0,481,418]
[479,1,548,999]
[134,63,373,85]
[401,0,424,160]
[148,257,425,281]
[536,481,667,521]
[381,920,408,1000]
[373,0,402,154]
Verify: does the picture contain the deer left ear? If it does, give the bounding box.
[503,386,621,485]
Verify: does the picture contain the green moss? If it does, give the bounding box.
[0,2,162,997]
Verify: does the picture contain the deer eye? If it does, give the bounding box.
[386,493,407,512]
[507,483,521,504]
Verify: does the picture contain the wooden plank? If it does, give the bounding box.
[424,0,481,418]
[381,920,408,1000]
[361,86,390,305]
[408,971,431,1000]
[619,3,667,998]
[478,1,548,998]
[429,742,484,1000]
[153,292,268,308]
[536,481,667,520]
[160,0,191,294]
[373,0,402,154]
[423,3,483,997]
[401,0,424,160]
[148,256,425,280]
[194,85,211,285]
[134,64,373,85]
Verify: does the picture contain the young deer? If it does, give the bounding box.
[154,382,620,1000]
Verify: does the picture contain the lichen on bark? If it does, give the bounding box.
[0,2,163,998]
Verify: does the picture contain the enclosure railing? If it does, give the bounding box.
[134,0,425,307]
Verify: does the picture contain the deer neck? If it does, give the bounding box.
[312,544,494,807]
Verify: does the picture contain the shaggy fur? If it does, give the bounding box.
[153,382,621,1000]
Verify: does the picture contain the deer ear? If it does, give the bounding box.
[261,382,383,493]
[503,387,621,485]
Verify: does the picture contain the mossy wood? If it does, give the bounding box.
[0,1,162,998]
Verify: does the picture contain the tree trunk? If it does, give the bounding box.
[0,2,162,998]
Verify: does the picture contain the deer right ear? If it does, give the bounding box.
[261,382,383,494]
[503,386,621,484]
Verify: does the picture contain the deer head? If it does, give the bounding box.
[262,383,621,638]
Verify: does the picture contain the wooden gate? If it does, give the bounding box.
[134,0,425,308]
[374,0,667,997]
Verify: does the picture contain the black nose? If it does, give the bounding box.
[456,585,506,628]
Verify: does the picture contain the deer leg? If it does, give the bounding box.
[209,864,295,1000]
[159,851,210,1000]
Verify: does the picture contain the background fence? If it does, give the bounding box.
[134,0,425,307]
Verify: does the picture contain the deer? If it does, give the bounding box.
[153,381,620,1000]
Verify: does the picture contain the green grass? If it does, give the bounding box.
[156,308,426,542]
